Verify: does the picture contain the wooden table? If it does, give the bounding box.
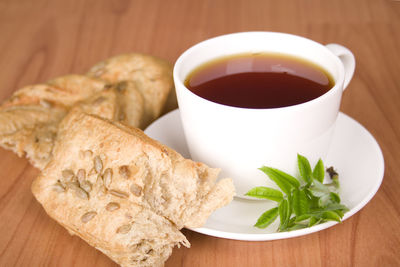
[0,0,399,266]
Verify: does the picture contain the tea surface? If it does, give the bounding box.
[185,53,334,108]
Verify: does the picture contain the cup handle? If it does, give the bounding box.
[325,44,356,91]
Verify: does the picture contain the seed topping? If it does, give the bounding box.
[94,156,103,173]
[77,169,86,184]
[80,181,92,192]
[109,189,129,199]
[103,168,113,188]
[81,211,97,223]
[130,183,142,197]
[68,183,89,200]
[106,202,120,212]
[116,224,131,234]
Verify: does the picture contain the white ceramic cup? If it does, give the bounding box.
[173,32,355,198]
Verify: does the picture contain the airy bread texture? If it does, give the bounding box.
[32,111,235,266]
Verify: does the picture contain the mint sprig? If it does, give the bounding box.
[245,154,349,232]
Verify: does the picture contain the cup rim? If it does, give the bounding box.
[173,31,345,112]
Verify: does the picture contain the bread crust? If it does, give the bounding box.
[0,53,176,169]
[87,53,175,127]
[32,111,234,266]
[0,75,106,169]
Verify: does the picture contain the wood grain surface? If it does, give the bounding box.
[0,0,399,266]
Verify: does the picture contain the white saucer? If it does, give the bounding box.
[145,109,384,241]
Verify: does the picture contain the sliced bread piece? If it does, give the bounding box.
[87,53,175,127]
[32,110,234,266]
[0,75,107,168]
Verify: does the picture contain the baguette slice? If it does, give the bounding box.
[0,76,145,169]
[32,110,234,266]
[0,75,107,169]
[87,53,175,127]
[33,178,188,267]
[0,54,176,170]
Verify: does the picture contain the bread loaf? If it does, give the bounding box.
[0,54,177,169]
[87,53,175,128]
[32,111,235,266]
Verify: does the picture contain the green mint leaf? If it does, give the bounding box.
[308,206,349,218]
[245,186,283,202]
[334,209,345,218]
[254,207,279,228]
[259,167,300,195]
[312,158,325,183]
[287,216,297,228]
[297,154,312,184]
[253,156,349,232]
[295,214,311,222]
[309,179,330,197]
[304,188,320,209]
[287,189,293,215]
[292,189,310,216]
[278,199,291,231]
[308,216,322,227]
[321,211,342,222]
[324,203,349,212]
[318,193,331,208]
[330,192,341,203]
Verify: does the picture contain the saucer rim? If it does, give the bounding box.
[145,110,384,241]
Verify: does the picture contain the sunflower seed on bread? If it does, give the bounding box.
[32,111,234,266]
